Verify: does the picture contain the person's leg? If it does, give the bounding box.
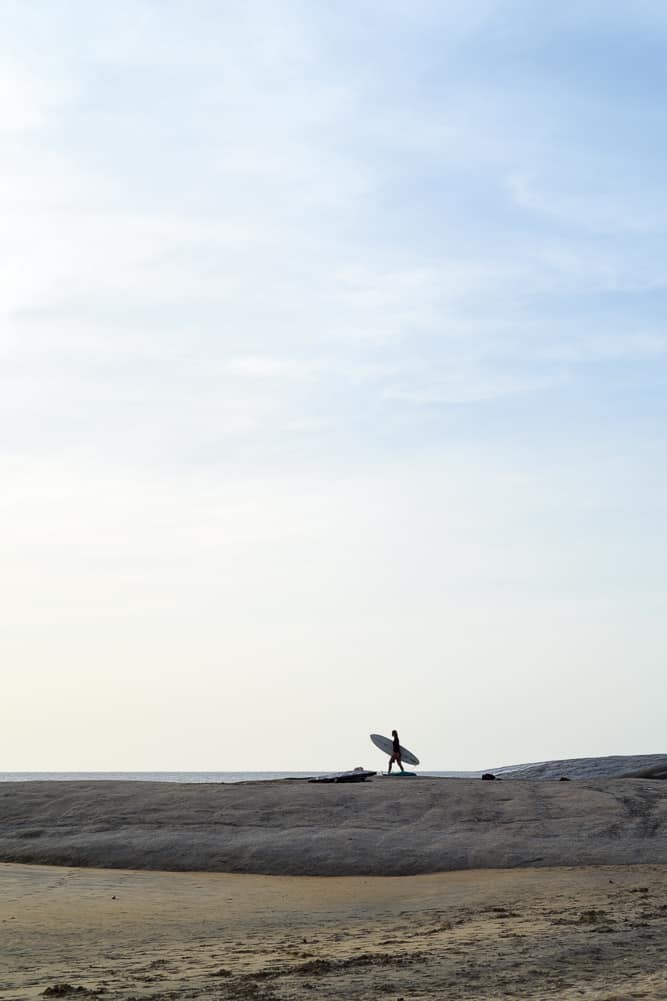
[398,756,404,773]
[388,755,393,774]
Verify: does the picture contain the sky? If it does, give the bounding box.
[2,1,667,771]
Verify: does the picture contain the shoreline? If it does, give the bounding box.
[2,776,666,876]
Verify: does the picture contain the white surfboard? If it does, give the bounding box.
[370,733,420,767]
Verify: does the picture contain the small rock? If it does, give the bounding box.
[42,986,87,997]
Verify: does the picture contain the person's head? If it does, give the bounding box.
[391,729,397,737]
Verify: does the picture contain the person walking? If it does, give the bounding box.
[388,729,405,774]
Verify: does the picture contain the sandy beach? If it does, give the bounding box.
[3,861,667,1000]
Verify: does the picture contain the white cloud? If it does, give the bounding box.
[508,171,667,236]
[0,55,79,133]
[221,356,323,380]
[537,331,667,364]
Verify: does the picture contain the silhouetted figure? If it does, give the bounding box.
[388,729,405,774]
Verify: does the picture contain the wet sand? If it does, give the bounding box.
[2,861,667,1000]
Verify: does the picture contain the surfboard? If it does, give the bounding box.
[370,733,420,767]
[308,769,376,783]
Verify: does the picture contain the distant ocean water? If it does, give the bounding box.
[0,771,476,783]
[2,755,666,783]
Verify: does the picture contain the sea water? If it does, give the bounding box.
[0,770,478,783]
[2,755,667,783]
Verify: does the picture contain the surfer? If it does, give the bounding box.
[388,729,405,774]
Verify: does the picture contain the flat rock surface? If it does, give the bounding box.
[496,753,667,780]
[2,777,667,875]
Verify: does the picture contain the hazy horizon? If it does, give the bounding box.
[3,2,667,772]
[3,750,667,779]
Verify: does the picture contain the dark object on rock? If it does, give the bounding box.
[559,777,570,781]
[309,769,376,783]
[481,773,496,781]
[42,987,87,997]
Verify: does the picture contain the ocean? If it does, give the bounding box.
[1,754,666,783]
[0,770,475,783]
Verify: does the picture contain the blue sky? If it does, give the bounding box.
[2,2,666,769]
